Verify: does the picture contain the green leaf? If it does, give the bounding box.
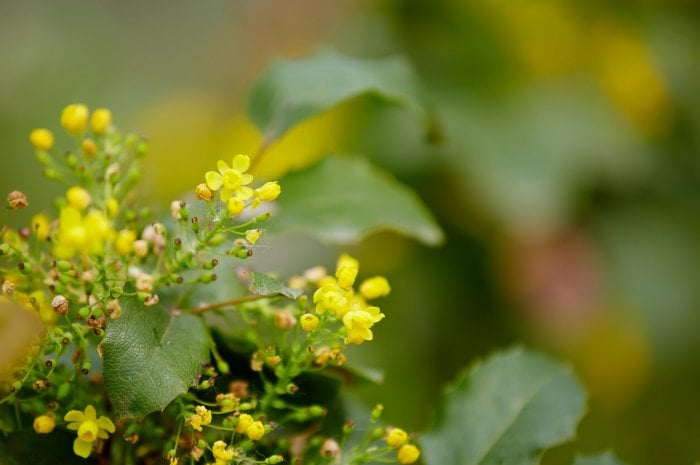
[103,295,211,419]
[248,271,302,300]
[572,452,627,465]
[421,346,587,465]
[248,48,430,140]
[275,156,444,245]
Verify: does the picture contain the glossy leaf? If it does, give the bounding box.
[248,48,429,140]
[421,347,587,465]
[275,156,444,245]
[249,271,302,300]
[103,295,211,419]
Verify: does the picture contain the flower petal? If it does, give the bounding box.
[83,405,97,421]
[241,173,254,185]
[73,438,93,458]
[231,154,250,172]
[235,186,254,200]
[64,410,84,422]
[205,171,223,191]
[66,422,81,431]
[97,416,116,433]
[220,188,233,202]
[216,160,229,174]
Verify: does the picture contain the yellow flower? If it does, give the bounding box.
[91,108,112,134]
[245,229,262,245]
[227,197,245,216]
[114,229,136,255]
[246,421,265,441]
[397,444,420,464]
[359,276,391,300]
[33,412,56,434]
[205,154,254,202]
[188,405,212,431]
[252,181,281,209]
[61,104,89,135]
[31,214,51,241]
[66,186,92,210]
[300,313,319,332]
[335,253,359,289]
[54,207,115,258]
[342,305,384,345]
[212,440,235,463]
[235,413,254,434]
[29,128,54,150]
[64,405,115,458]
[313,281,350,316]
[386,428,408,448]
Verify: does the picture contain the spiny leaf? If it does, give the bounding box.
[248,48,430,140]
[103,295,211,419]
[274,156,444,246]
[421,346,587,465]
[248,271,302,300]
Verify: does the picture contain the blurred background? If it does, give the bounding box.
[2,1,700,463]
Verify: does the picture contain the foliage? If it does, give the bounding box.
[0,50,625,465]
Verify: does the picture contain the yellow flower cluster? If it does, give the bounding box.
[200,154,281,215]
[51,186,137,259]
[30,104,112,152]
[313,254,391,345]
[212,440,235,465]
[386,428,420,464]
[188,405,212,431]
[235,413,266,440]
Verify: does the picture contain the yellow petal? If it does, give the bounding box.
[216,159,229,174]
[64,410,84,422]
[241,173,254,185]
[67,422,81,430]
[205,171,223,190]
[73,438,93,458]
[235,186,253,200]
[220,188,233,201]
[97,416,116,433]
[231,154,250,172]
[83,405,97,421]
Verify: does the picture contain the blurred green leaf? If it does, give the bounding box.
[248,271,302,300]
[248,48,429,140]
[572,452,627,465]
[275,156,444,245]
[104,295,210,419]
[421,347,587,465]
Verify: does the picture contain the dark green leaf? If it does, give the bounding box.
[103,295,211,419]
[421,346,587,465]
[248,48,430,140]
[248,271,302,300]
[572,452,628,465]
[275,156,444,245]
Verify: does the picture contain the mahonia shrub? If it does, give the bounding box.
[0,105,420,465]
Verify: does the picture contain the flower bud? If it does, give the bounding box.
[66,186,91,210]
[61,104,89,135]
[91,108,112,134]
[195,183,213,201]
[51,295,69,315]
[29,129,54,150]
